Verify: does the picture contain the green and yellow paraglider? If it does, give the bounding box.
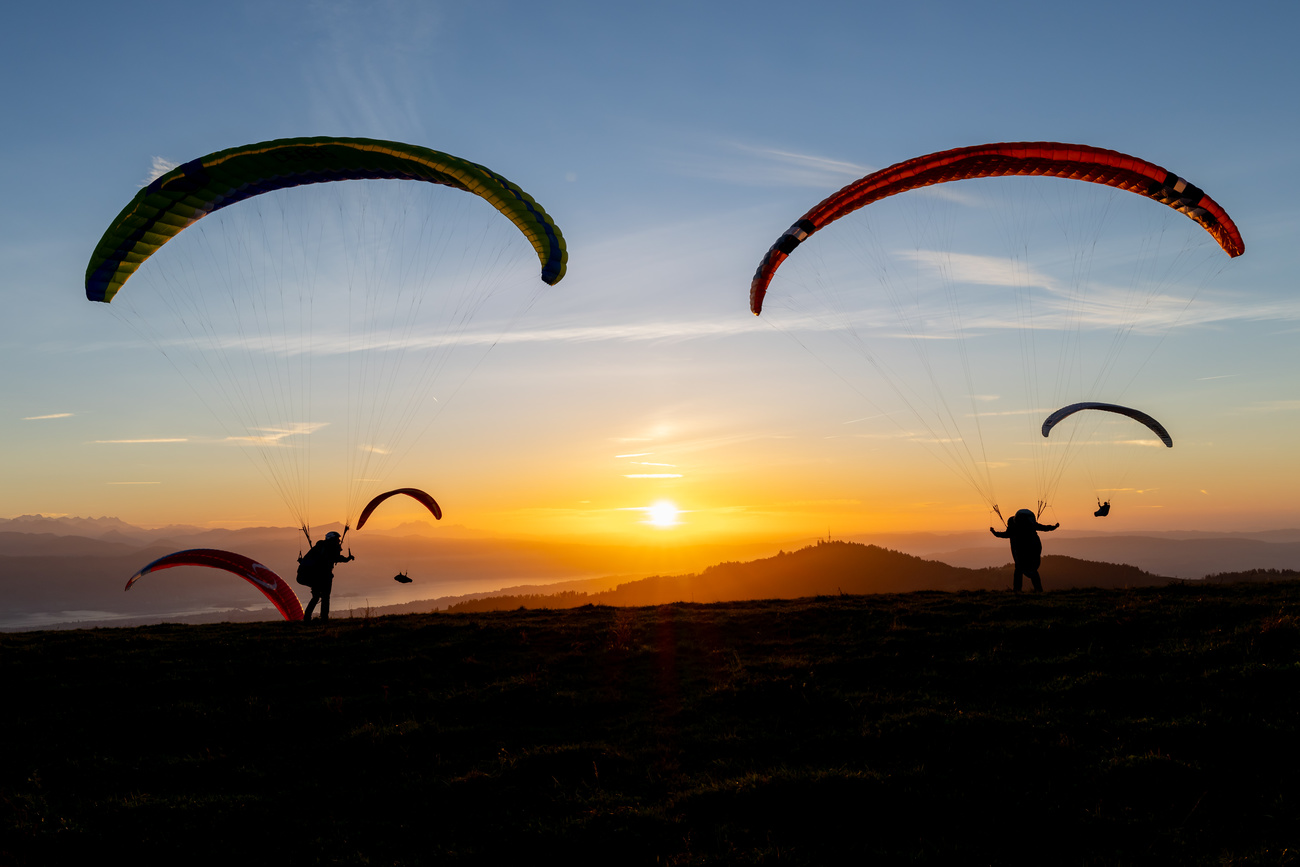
[86,136,567,303]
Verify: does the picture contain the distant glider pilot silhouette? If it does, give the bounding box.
[1094,499,1111,518]
[990,509,1060,593]
[297,531,354,622]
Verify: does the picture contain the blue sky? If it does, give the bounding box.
[2,0,1297,535]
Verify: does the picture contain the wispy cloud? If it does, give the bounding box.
[1241,400,1300,413]
[825,429,923,441]
[93,438,188,444]
[143,156,178,185]
[623,473,684,478]
[779,250,1300,336]
[899,250,1059,292]
[842,412,896,424]
[107,481,161,485]
[668,141,873,188]
[495,319,773,344]
[22,412,72,420]
[143,317,772,356]
[765,499,864,508]
[967,407,1051,418]
[664,140,986,207]
[225,422,327,445]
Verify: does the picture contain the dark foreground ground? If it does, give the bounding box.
[3,583,1299,865]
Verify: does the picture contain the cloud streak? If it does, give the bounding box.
[899,250,1059,292]
[1241,400,1300,413]
[93,438,188,444]
[226,422,328,445]
[668,141,874,188]
[777,249,1300,336]
[665,140,986,208]
[143,156,178,185]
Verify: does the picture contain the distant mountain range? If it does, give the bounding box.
[3,514,1299,630]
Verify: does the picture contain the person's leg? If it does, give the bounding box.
[320,592,330,621]
[1028,569,1043,592]
[1013,567,1023,592]
[303,594,319,621]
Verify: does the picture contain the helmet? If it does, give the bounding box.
[325,531,342,541]
[1014,509,1035,521]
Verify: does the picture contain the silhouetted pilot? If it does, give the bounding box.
[297,531,354,622]
[1094,499,1111,518]
[990,508,1060,593]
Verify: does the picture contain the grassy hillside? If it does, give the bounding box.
[3,579,1298,864]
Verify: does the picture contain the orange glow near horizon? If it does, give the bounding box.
[14,394,1300,541]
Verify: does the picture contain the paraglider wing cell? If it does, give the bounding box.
[356,488,443,530]
[86,136,568,303]
[125,548,304,621]
[750,141,1244,315]
[1041,402,1173,448]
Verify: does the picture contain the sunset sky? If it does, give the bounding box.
[2,1,1297,542]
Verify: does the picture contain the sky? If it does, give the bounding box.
[2,0,1298,543]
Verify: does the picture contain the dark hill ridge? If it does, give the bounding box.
[928,534,1300,578]
[445,541,1166,613]
[0,532,1172,630]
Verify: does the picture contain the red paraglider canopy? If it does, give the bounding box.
[356,488,442,530]
[125,548,304,621]
[750,141,1245,315]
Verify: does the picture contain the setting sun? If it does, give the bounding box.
[646,501,680,527]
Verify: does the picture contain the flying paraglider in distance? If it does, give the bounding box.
[749,141,1241,522]
[1042,402,1172,518]
[85,137,567,537]
[1041,402,1173,448]
[125,548,304,621]
[356,487,442,530]
[349,487,440,587]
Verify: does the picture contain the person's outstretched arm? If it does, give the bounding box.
[1035,521,1060,531]
[990,527,1011,538]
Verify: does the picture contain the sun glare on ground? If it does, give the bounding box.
[646,501,680,527]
